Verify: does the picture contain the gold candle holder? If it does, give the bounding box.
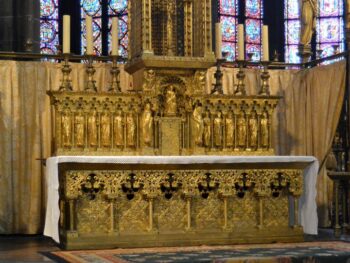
[108,55,121,93]
[259,61,270,96]
[85,55,97,92]
[211,53,228,94]
[234,60,246,96]
[59,54,72,91]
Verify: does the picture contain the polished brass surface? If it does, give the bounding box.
[58,163,304,250]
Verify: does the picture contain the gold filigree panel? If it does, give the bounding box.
[118,195,149,233]
[76,196,110,234]
[154,193,187,232]
[193,194,223,230]
[231,194,258,230]
[263,194,290,228]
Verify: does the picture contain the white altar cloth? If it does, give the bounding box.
[44,156,319,243]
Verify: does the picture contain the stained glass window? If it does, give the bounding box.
[284,0,300,63]
[81,0,103,55]
[284,0,345,63]
[219,0,264,61]
[40,0,59,54]
[108,0,128,57]
[219,0,238,61]
[316,0,344,58]
[245,0,263,61]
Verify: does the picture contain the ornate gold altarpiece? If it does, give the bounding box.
[46,0,313,250]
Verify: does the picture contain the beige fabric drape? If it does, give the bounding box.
[0,60,345,234]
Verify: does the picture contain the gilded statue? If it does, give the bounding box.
[225,112,234,147]
[260,112,269,148]
[193,104,204,146]
[74,110,85,147]
[114,110,124,147]
[300,0,318,46]
[88,110,98,147]
[142,103,153,146]
[164,86,177,116]
[143,70,156,91]
[249,114,258,148]
[62,109,72,147]
[166,0,175,55]
[237,114,247,148]
[203,112,211,147]
[214,112,223,147]
[126,113,136,147]
[101,111,111,147]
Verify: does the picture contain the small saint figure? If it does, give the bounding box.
[164,86,177,116]
[193,104,204,146]
[225,112,234,147]
[126,112,136,147]
[62,109,72,147]
[114,110,124,147]
[142,103,153,146]
[143,69,156,91]
[88,110,98,147]
[237,114,247,148]
[260,112,269,148]
[249,114,258,149]
[214,111,223,147]
[101,111,111,147]
[203,112,211,147]
[74,110,85,147]
[166,0,175,56]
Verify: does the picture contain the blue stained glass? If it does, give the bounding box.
[220,0,237,16]
[245,19,261,44]
[285,45,300,63]
[41,0,58,18]
[222,42,236,61]
[285,20,300,44]
[109,0,128,14]
[219,0,238,61]
[246,0,261,18]
[285,0,299,19]
[246,44,260,61]
[40,0,59,54]
[320,0,342,17]
[108,0,129,57]
[221,16,236,42]
[81,0,102,16]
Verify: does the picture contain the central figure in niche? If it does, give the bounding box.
[164,85,177,116]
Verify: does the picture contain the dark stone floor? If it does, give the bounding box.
[0,229,348,263]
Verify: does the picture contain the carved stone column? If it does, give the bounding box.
[184,0,193,57]
[203,0,213,57]
[142,0,153,54]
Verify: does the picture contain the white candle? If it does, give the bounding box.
[237,24,244,61]
[262,25,269,61]
[86,15,93,55]
[111,17,119,56]
[63,15,70,54]
[215,22,222,59]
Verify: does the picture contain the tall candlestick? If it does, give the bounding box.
[262,25,269,61]
[111,17,119,56]
[238,24,244,61]
[215,22,222,59]
[86,15,93,55]
[63,15,70,54]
